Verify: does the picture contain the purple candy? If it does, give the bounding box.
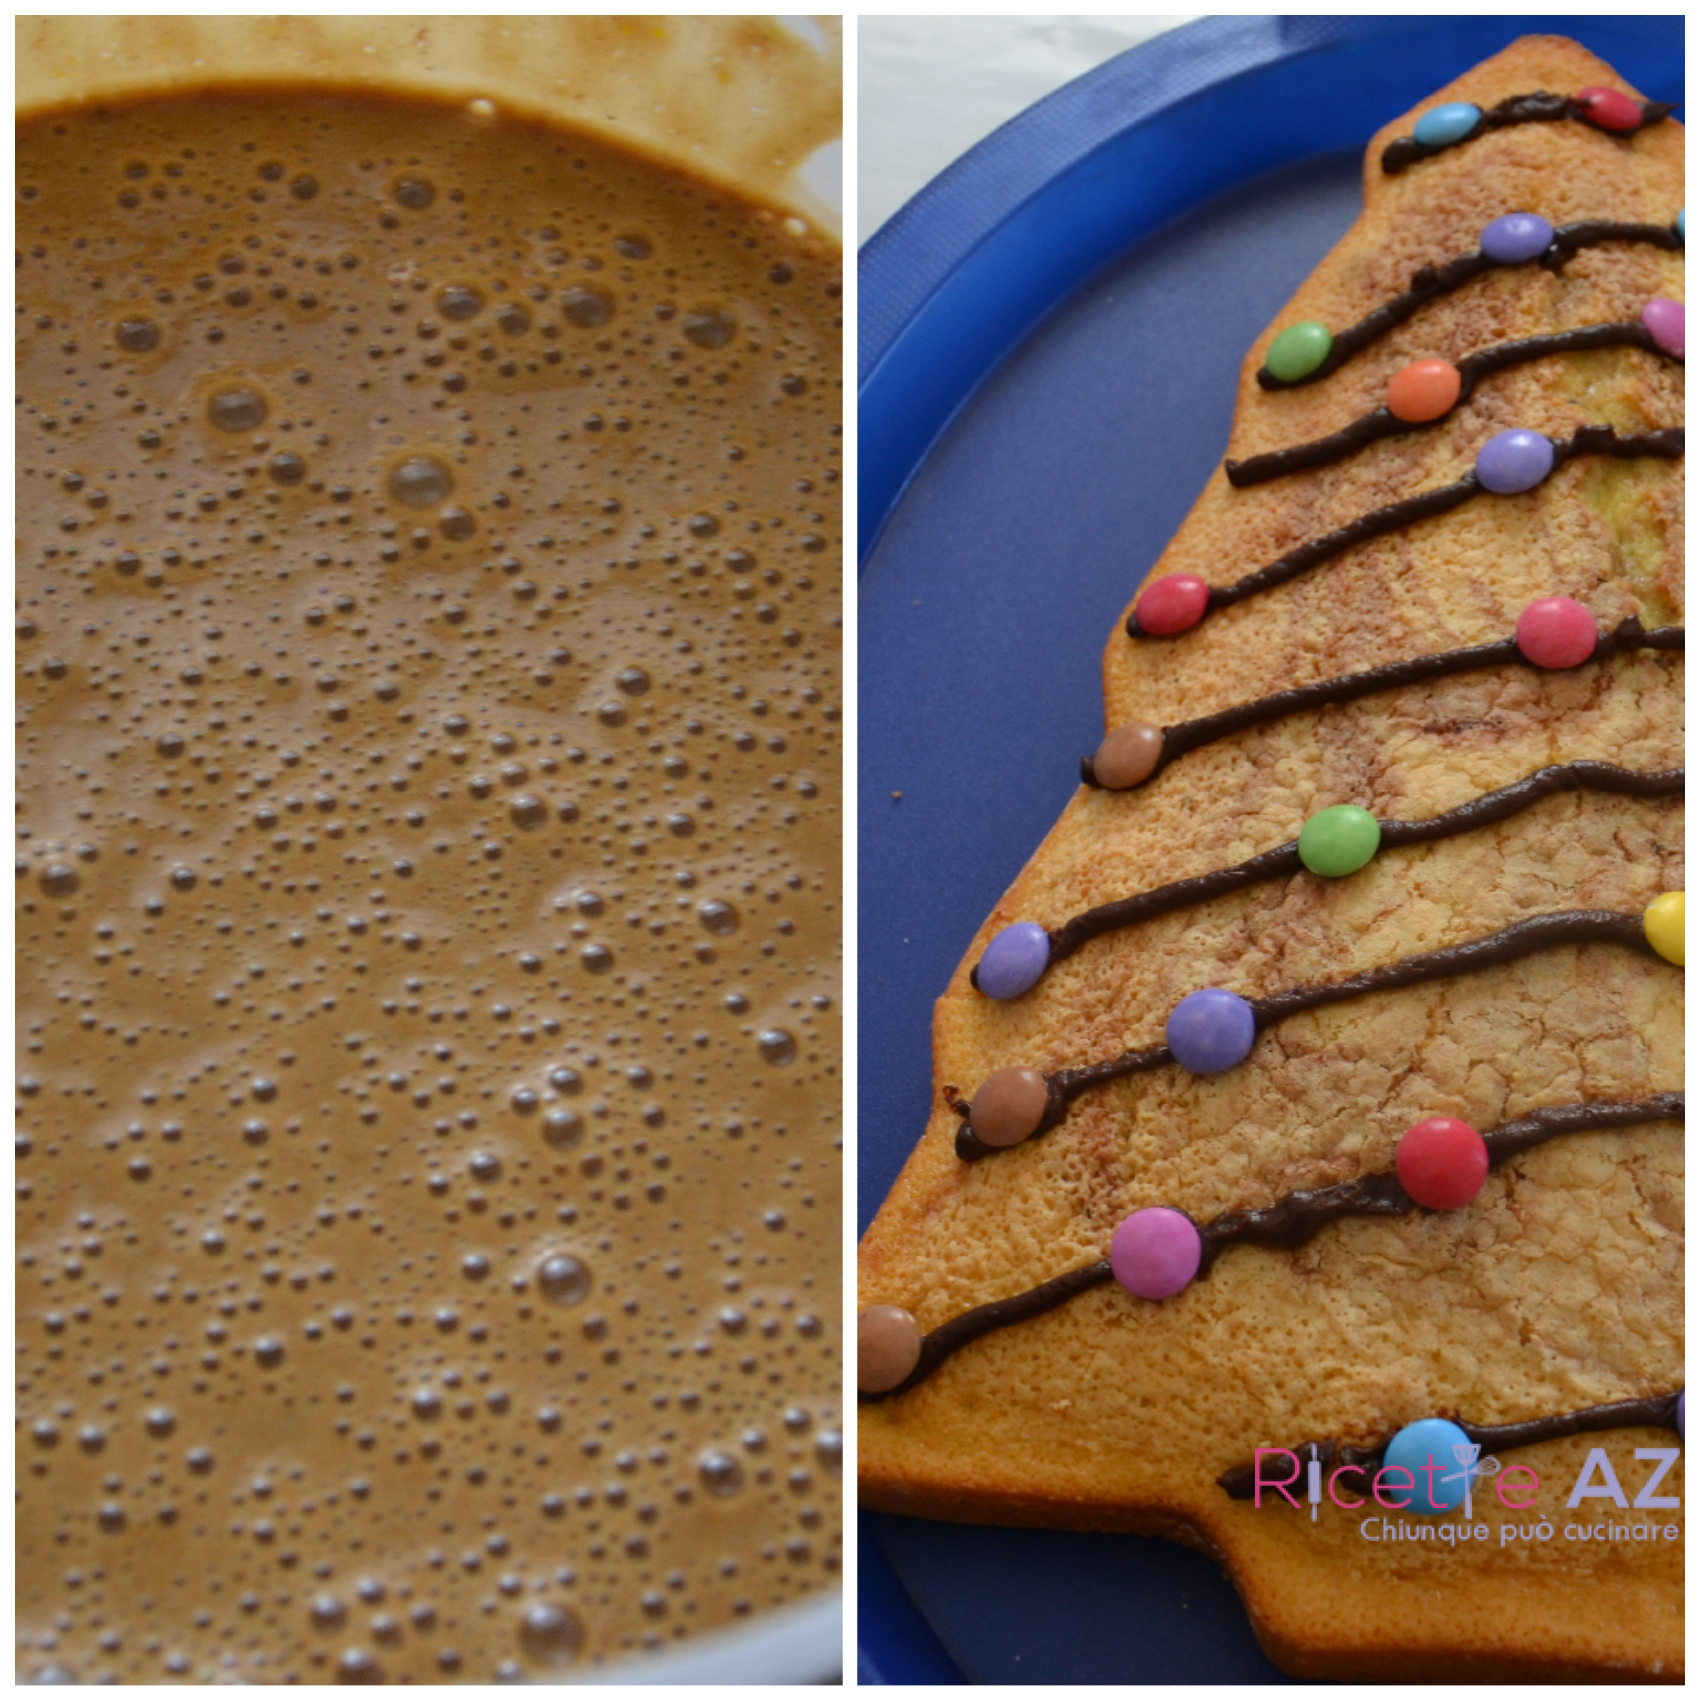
[977,921,1050,1000]
[1165,987,1256,1074]
[1642,296,1685,358]
[1480,211,1554,264]
[1110,1207,1202,1300]
[1476,428,1555,495]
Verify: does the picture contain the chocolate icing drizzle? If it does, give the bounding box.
[1086,616,1682,793]
[974,763,1682,993]
[1225,323,1681,488]
[955,909,1673,1160]
[1255,219,1684,391]
[1128,425,1684,636]
[862,1094,1683,1401]
[1381,91,1676,175]
[1219,1387,1684,1500]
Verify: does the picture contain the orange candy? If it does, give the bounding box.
[1385,358,1462,423]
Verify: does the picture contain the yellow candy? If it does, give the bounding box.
[1643,891,1685,965]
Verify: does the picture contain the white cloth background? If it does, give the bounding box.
[859,14,1199,241]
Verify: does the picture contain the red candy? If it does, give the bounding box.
[1135,573,1211,635]
[1515,596,1598,669]
[1385,358,1461,424]
[1576,86,1642,133]
[1397,1117,1489,1211]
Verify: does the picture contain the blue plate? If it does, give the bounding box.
[857,14,1684,1685]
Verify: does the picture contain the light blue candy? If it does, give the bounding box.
[977,922,1050,1000]
[1678,209,1686,245]
[1382,1417,1473,1515]
[1413,103,1481,148]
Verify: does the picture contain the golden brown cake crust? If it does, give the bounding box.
[859,36,1683,1682]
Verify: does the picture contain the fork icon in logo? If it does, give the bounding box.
[1444,1443,1500,1518]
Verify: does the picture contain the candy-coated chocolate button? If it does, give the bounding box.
[1679,1391,1685,1442]
[857,1305,922,1394]
[1397,1116,1489,1210]
[1092,721,1164,790]
[1476,428,1555,494]
[1166,987,1256,1075]
[1110,1207,1202,1300]
[1134,573,1210,635]
[1412,102,1481,147]
[968,1067,1050,1148]
[1265,319,1332,382]
[1383,1418,1473,1514]
[1297,804,1382,877]
[1514,596,1597,668]
[1644,891,1684,965]
[1480,211,1553,264]
[1576,85,1642,132]
[978,922,1050,1000]
[1678,209,1686,244]
[1385,358,1461,423]
[1642,296,1685,358]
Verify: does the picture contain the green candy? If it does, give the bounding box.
[1297,805,1381,877]
[1265,319,1333,382]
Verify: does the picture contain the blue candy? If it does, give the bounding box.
[1382,1417,1473,1515]
[1165,988,1256,1074]
[977,922,1051,1000]
[1480,211,1554,264]
[1413,102,1481,148]
[1476,428,1555,495]
[1678,209,1686,245]
[1679,1390,1685,1444]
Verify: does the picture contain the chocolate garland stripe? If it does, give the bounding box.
[955,910,1672,1159]
[1196,1093,1685,1267]
[1085,616,1682,793]
[1220,1387,1684,1500]
[1255,219,1683,391]
[862,1094,1683,1401]
[1225,323,1681,488]
[1127,425,1684,636]
[973,763,1682,989]
[1380,91,1675,174]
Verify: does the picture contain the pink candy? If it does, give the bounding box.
[1576,85,1643,133]
[1134,573,1211,635]
[1110,1207,1202,1300]
[1642,296,1685,360]
[1515,596,1597,669]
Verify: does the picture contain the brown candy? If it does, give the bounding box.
[1092,721,1164,790]
[857,1305,922,1394]
[968,1066,1050,1148]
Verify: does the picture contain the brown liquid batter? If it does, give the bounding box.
[17,90,841,1683]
